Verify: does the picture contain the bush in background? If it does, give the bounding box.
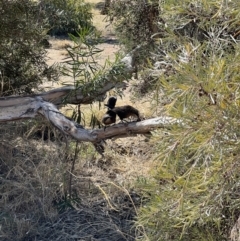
[108,0,160,51]
[38,0,93,36]
[0,0,94,96]
[0,0,58,96]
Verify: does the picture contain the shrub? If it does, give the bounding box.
[0,0,58,96]
[38,0,93,36]
[108,0,160,51]
[135,0,240,240]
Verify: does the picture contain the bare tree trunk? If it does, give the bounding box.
[0,46,137,107]
[0,90,177,155]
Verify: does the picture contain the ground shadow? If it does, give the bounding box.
[102,37,119,45]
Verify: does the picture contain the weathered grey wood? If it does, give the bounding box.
[0,81,127,107]
[0,95,176,142]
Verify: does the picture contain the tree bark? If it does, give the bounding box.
[0,45,138,107]
[0,95,176,141]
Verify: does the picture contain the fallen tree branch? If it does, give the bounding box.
[0,96,176,142]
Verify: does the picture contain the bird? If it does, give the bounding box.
[102,109,117,126]
[112,105,141,122]
[104,96,117,110]
[102,105,141,126]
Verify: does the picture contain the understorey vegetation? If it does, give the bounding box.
[109,0,240,240]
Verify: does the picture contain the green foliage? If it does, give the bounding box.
[108,0,160,51]
[61,27,103,89]
[39,0,93,36]
[0,0,58,96]
[136,0,240,240]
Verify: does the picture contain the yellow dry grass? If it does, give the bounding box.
[42,0,156,203]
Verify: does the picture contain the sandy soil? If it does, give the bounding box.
[45,0,120,87]
[0,3,154,241]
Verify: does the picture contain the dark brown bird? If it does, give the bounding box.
[113,105,141,121]
[102,109,117,126]
[104,96,117,110]
[102,105,141,126]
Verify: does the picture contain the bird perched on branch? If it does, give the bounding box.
[104,96,117,110]
[102,96,141,126]
[102,109,117,126]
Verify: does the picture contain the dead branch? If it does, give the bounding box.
[0,96,176,142]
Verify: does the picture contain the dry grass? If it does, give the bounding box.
[88,0,115,37]
[0,121,152,240]
[52,39,73,50]
[46,38,72,66]
[0,131,62,240]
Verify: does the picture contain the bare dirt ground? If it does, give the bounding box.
[45,0,151,110]
[45,0,120,87]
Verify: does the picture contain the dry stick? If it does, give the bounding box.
[68,141,80,197]
[0,94,178,142]
[63,142,70,199]
[95,184,117,211]
[69,172,139,215]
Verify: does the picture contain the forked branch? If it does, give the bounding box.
[0,96,176,142]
